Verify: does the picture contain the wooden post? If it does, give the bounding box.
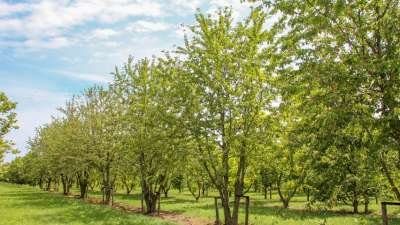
[245,196,250,225]
[382,202,388,225]
[380,201,400,225]
[102,187,105,204]
[214,197,220,225]
[111,187,114,206]
[141,193,144,213]
[157,192,161,216]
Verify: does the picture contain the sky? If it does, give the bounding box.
[0,0,255,162]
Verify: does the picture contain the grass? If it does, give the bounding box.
[2,182,400,225]
[90,189,400,225]
[0,183,175,225]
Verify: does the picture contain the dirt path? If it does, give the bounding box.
[158,211,213,225]
[73,195,213,225]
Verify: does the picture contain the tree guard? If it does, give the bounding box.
[381,202,400,225]
[214,196,250,225]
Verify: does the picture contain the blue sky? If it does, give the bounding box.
[0,0,254,162]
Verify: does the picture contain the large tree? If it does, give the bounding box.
[257,0,400,201]
[113,57,184,214]
[178,8,272,225]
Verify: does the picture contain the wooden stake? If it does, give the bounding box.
[157,192,161,216]
[245,196,250,225]
[214,197,220,225]
[382,202,388,225]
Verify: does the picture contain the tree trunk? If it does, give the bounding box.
[102,155,114,206]
[163,185,169,198]
[269,184,272,199]
[380,152,400,200]
[78,171,89,199]
[45,178,52,191]
[142,186,158,214]
[220,189,233,225]
[103,186,113,205]
[231,148,246,225]
[138,151,159,214]
[263,186,267,199]
[126,184,133,195]
[61,174,72,195]
[283,199,289,208]
[364,196,369,214]
[353,199,359,214]
[277,175,290,208]
[39,177,44,190]
[53,178,59,192]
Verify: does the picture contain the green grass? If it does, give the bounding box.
[2,182,400,225]
[91,189,400,225]
[0,183,175,225]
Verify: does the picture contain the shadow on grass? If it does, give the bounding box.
[0,185,173,225]
[149,192,400,225]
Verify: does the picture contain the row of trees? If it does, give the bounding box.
[2,1,400,225]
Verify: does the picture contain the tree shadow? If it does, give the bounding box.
[1,185,174,225]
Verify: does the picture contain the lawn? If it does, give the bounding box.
[2,182,400,225]
[0,183,175,225]
[92,189,400,225]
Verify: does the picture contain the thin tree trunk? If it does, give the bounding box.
[364,196,369,214]
[78,171,89,199]
[380,152,400,200]
[264,186,267,199]
[277,175,289,208]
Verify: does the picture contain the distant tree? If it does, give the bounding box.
[0,91,17,162]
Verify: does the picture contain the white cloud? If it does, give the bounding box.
[126,20,173,33]
[165,0,204,14]
[0,0,165,40]
[207,0,253,21]
[51,69,112,83]
[24,36,71,49]
[0,2,31,17]
[0,18,23,32]
[88,28,119,40]
[101,41,120,47]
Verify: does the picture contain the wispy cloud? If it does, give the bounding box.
[24,37,71,49]
[88,28,119,40]
[126,20,173,33]
[0,0,165,48]
[0,2,31,17]
[50,69,113,83]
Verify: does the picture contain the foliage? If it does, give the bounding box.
[0,91,17,162]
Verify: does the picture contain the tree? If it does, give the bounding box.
[113,57,184,214]
[259,0,400,201]
[178,8,272,225]
[79,86,124,204]
[0,91,17,162]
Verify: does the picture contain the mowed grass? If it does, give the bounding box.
[89,189,400,225]
[0,183,175,225]
[2,182,400,225]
